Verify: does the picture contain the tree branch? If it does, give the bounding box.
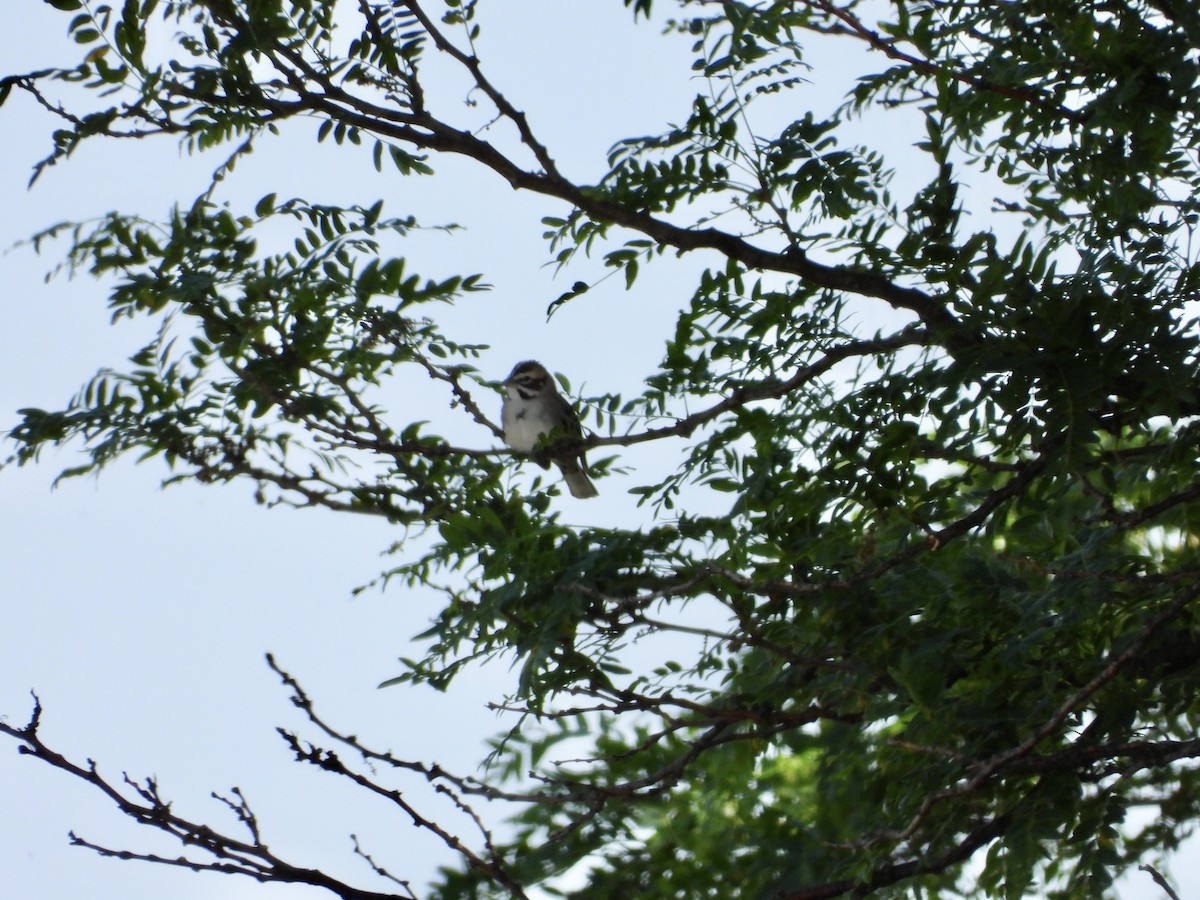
[0,696,409,900]
[796,0,1085,123]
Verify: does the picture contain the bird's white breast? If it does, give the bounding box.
[503,387,557,452]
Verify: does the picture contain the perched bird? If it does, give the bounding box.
[501,360,599,498]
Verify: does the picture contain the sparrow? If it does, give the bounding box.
[501,360,599,498]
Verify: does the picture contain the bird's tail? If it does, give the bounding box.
[562,466,599,499]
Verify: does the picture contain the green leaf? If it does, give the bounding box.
[254,193,276,217]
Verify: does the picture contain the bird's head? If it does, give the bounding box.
[504,360,552,398]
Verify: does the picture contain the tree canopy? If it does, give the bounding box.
[3,0,1200,898]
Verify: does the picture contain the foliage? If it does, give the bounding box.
[4,0,1200,898]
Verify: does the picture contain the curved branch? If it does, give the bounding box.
[798,0,1085,123]
[398,0,563,179]
[591,327,934,447]
[179,5,970,342]
[774,812,1013,900]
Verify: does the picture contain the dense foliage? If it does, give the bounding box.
[4,0,1200,897]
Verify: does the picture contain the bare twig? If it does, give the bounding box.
[0,695,407,900]
[1139,863,1183,900]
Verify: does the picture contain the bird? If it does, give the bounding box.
[501,360,599,498]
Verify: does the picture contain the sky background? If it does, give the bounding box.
[0,2,1192,899]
